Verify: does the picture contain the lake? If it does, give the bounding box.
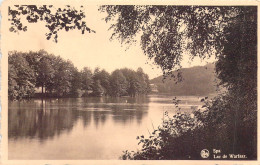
[8,95,203,159]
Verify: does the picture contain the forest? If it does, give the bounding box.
[8,50,151,100]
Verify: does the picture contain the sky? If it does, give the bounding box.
[4,5,216,79]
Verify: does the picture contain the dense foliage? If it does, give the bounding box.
[99,6,257,159]
[8,51,151,100]
[8,53,36,99]
[122,93,256,160]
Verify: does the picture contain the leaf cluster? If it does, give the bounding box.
[8,5,95,42]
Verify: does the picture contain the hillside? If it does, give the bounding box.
[150,63,218,96]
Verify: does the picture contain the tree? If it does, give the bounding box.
[120,68,138,96]
[81,67,93,94]
[66,66,82,97]
[136,67,151,95]
[110,70,128,97]
[22,50,43,71]
[51,57,75,97]
[8,64,19,100]
[93,68,111,96]
[37,55,55,95]
[8,52,36,100]
[99,70,111,95]
[21,50,57,95]
[92,79,104,97]
[119,68,150,97]
[8,5,95,42]
[213,10,257,157]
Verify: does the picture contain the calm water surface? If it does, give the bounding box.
[8,95,203,159]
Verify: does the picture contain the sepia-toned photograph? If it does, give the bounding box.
[0,0,258,164]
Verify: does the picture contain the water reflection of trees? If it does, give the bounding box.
[9,97,149,140]
[8,100,78,141]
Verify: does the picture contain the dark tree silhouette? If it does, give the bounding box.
[8,5,95,42]
[99,6,255,78]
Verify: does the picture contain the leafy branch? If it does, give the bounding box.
[8,5,95,42]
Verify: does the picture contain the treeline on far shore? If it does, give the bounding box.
[8,50,151,100]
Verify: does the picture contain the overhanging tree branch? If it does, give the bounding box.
[8,5,95,42]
